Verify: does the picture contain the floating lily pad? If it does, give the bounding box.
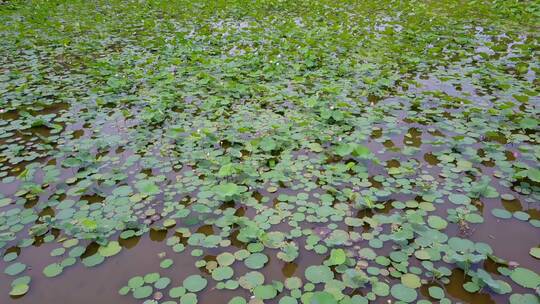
[279,296,297,304]
[427,215,447,230]
[169,286,186,298]
[133,285,153,299]
[492,208,512,219]
[155,277,171,289]
[216,252,235,266]
[309,291,337,304]
[3,252,18,262]
[327,248,346,265]
[530,248,540,259]
[509,293,540,304]
[428,286,445,299]
[183,275,208,292]
[144,273,160,284]
[180,293,197,304]
[244,253,268,269]
[82,254,105,267]
[10,283,29,296]
[390,284,417,303]
[212,266,234,281]
[239,271,265,289]
[449,194,471,205]
[228,296,247,304]
[5,262,26,276]
[43,263,63,278]
[510,268,540,289]
[305,265,333,284]
[253,285,277,300]
[128,276,144,289]
[401,273,421,289]
[160,259,174,269]
[285,277,302,290]
[135,180,160,196]
[98,241,122,257]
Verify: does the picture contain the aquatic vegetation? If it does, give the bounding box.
[0,0,539,303]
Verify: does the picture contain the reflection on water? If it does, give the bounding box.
[0,36,539,304]
[281,262,298,278]
[149,229,168,242]
[443,269,497,304]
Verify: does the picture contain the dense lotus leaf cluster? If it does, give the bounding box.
[0,0,539,303]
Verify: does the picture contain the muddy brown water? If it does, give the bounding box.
[0,205,538,304]
[1,76,539,303]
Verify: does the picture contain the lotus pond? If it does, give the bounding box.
[0,1,539,304]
